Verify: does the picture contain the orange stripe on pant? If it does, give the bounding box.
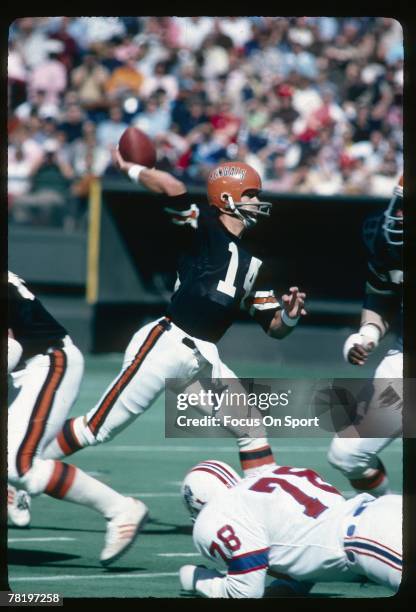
[16,350,67,477]
[88,322,166,436]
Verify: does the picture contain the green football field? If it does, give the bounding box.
[8,353,402,600]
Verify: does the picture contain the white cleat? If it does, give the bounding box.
[100,498,149,567]
[8,486,31,528]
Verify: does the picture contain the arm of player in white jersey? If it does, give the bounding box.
[181,555,268,598]
[189,512,269,598]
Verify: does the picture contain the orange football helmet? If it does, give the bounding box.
[206,161,272,228]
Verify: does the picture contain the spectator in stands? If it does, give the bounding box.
[96,103,129,150]
[104,51,145,100]
[9,138,74,226]
[70,51,109,115]
[48,16,80,74]
[140,60,178,101]
[8,124,44,169]
[11,18,53,70]
[273,84,300,126]
[133,95,171,138]
[70,121,111,178]
[210,100,241,145]
[351,106,377,143]
[172,97,209,136]
[263,153,297,192]
[218,17,252,49]
[172,16,214,51]
[8,143,35,212]
[58,103,86,143]
[15,89,51,122]
[27,41,67,106]
[68,121,112,228]
[8,16,403,214]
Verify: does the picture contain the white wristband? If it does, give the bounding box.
[281,310,300,327]
[127,164,146,183]
[359,323,381,346]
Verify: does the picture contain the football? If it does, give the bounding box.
[118,126,157,168]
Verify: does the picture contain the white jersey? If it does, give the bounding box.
[192,465,390,598]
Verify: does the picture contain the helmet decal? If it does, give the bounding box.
[181,460,241,521]
[206,161,272,229]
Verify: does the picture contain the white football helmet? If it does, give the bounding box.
[181,460,241,521]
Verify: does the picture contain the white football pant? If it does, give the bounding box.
[328,348,403,487]
[8,336,84,495]
[344,494,402,590]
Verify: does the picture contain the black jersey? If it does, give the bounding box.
[164,195,280,343]
[362,214,402,344]
[8,271,67,358]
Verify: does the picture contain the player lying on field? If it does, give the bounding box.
[328,176,403,496]
[179,460,402,598]
[7,272,147,565]
[44,155,306,476]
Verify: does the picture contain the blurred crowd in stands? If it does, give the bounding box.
[8,17,403,228]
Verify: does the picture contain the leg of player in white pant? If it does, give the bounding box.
[214,361,276,475]
[8,338,147,565]
[344,494,402,590]
[328,348,402,496]
[44,319,275,475]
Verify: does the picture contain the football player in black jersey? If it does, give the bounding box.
[44,155,307,477]
[7,272,148,564]
[328,176,403,496]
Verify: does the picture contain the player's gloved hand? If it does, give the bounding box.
[343,325,380,365]
[180,565,198,591]
[179,565,224,592]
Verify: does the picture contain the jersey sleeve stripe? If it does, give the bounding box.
[251,297,279,304]
[344,537,402,561]
[250,302,280,313]
[345,547,402,571]
[344,540,402,566]
[227,548,269,574]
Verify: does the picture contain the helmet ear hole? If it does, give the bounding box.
[220,192,230,203]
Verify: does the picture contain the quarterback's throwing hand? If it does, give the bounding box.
[281,287,307,320]
[112,147,134,173]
